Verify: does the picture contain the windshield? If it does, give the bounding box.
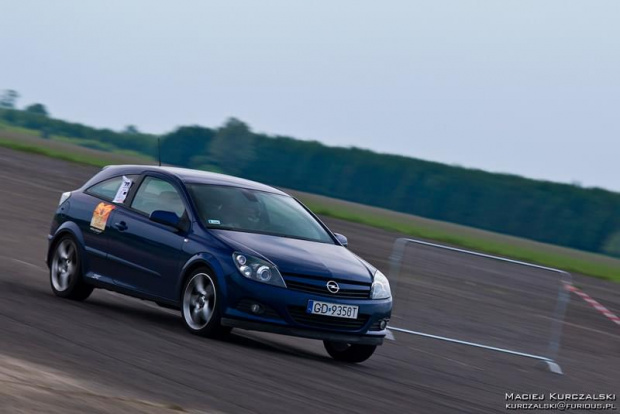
[187,184,335,244]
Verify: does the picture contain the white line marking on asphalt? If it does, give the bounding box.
[0,256,47,272]
[12,259,46,271]
[536,315,620,340]
[0,172,63,193]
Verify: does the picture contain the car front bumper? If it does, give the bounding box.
[220,318,386,345]
[221,272,392,344]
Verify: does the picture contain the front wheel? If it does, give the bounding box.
[49,236,93,301]
[323,341,377,363]
[181,269,230,338]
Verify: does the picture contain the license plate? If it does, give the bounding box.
[307,300,359,319]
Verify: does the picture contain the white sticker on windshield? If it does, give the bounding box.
[208,219,221,225]
[113,176,132,203]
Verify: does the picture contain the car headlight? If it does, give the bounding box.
[58,191,71,206]
[232,252,286,288]
[370,270,391,299]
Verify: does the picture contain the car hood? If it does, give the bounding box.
[211,230,373,283]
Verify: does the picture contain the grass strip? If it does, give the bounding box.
[2,136,618,282]
[0,138,110,167]
[306,205,620,282]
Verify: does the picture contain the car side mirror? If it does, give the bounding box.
[150,210,180,229]
[334,233,348,247]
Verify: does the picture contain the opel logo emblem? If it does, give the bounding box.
[326,280,340,294]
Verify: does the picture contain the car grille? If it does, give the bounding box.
[283,274,371,299]
[288,306,369,331]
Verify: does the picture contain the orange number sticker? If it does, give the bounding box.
[90,202,116,233]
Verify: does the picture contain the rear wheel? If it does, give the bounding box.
[323,341,377,363]
[49,236,93,301]
[181,269,230,338]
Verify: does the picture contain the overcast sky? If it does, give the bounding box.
[3,1,619,191]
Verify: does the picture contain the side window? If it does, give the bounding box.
[86,175,138,202]
[131,177,186,218]
[86,176,124,201]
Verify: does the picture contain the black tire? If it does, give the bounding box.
[181,268,230,338]
[323,341,377,363]
[49,236,94,301]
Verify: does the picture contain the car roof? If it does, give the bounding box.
[101,165,288,195]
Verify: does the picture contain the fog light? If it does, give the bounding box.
[379,319,388,330]
[250,303,263,314]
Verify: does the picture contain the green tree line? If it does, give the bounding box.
[0,106,157,155]
[2,107,619,257]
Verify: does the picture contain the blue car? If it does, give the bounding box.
[47,166,392,362]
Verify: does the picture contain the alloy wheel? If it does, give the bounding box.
[51,239,77,292]
[183,273,217,330]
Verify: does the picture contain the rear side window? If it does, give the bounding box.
[86,176,124,200]
[131,177,186,218]
[86,175,138,202]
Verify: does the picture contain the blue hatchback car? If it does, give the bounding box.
[47,166,392,362]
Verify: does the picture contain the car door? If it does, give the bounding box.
[79,175,138,284]
[106,175,188,299]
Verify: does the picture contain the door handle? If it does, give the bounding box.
[114,221,128,231]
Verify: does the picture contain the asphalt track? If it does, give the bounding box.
[0,147,618,413]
